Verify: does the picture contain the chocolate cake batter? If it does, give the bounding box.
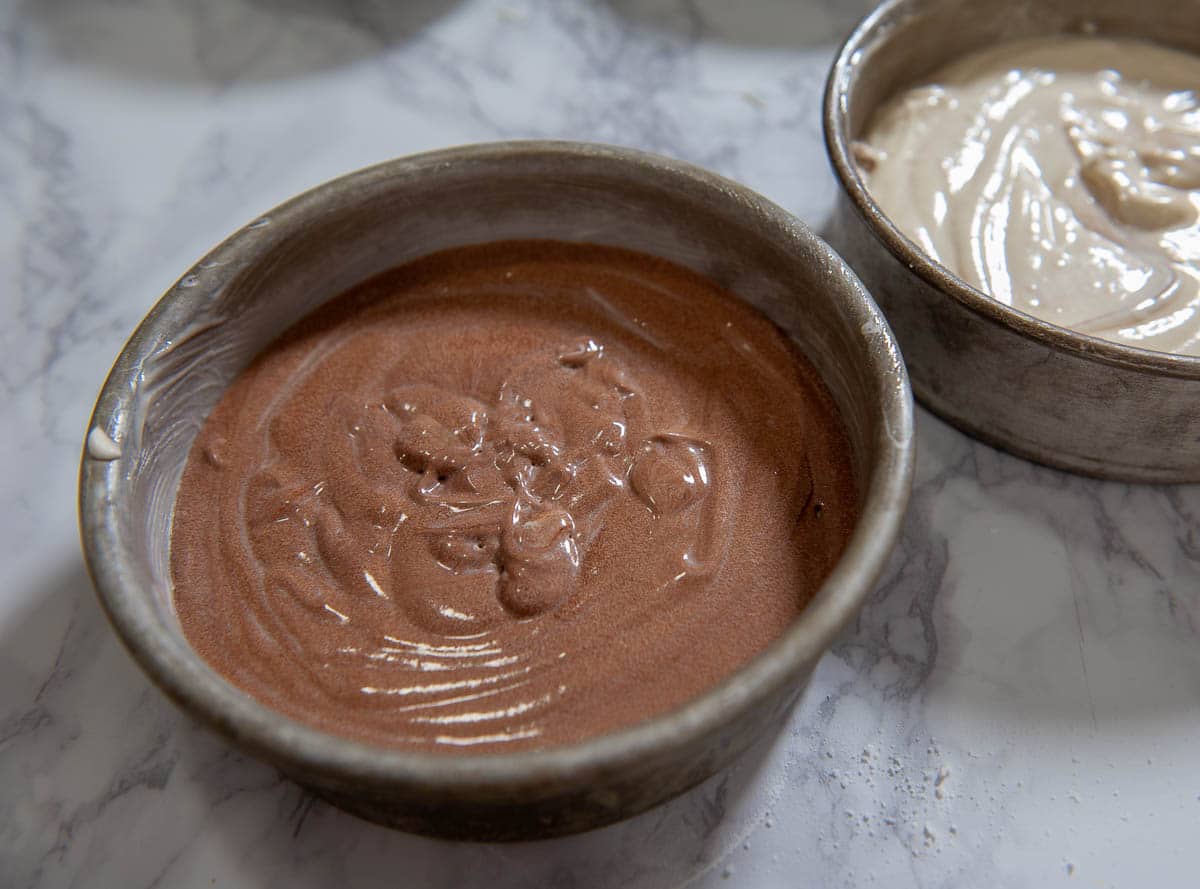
[171,241,857,752]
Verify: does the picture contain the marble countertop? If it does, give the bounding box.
[4,0,1199,885]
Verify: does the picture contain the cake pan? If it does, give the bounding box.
[825,0,1200,482]
[79,141,913,840]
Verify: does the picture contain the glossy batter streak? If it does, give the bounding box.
[859,36,1200,355]
[171,242,857,752]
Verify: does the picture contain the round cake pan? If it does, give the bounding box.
[824,0,1200,482]
[79,141,914,841]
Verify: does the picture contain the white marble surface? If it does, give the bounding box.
[3,0,1199,885]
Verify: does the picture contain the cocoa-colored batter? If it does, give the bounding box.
[171,241,857,752]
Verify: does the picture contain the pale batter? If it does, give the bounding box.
[858,36,1200,355]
